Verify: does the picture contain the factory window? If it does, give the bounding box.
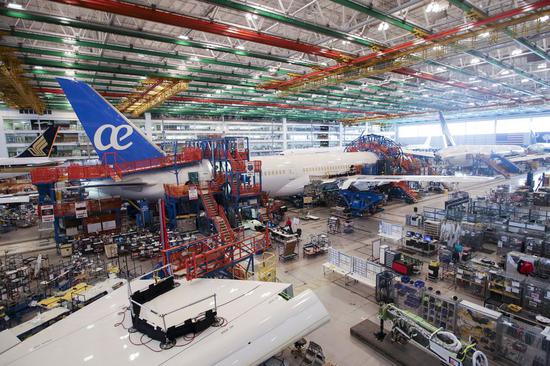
[531,116,550,132]
[496,118,531,133]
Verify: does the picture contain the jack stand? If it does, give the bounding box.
[374,318,386,341]
[160,339,175,350]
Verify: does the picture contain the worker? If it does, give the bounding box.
[285,217,293,234]
[452,242,463,263]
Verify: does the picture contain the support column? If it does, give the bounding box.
[0,115,7,157]
[144,112,153,139]
[282,117,288,150]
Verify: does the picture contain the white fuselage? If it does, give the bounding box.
[436,145,525,166]
[527,143,550,154]
[94,150,378,200]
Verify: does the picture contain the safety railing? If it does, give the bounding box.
[127,263,217,347]
[31,147,203,184]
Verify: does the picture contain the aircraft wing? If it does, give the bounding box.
[336,174,495,190]
[0,157,57,168]
[509,153,550,163]
[0,278,329,365]
[402,149,435,158]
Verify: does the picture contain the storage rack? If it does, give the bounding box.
[423,220,441,240]
[454,264,488,299]
[486,271,522,306]
[499,315,548,366]
[393,280,424,314]
[522,278,550,317]
[456,300,501,354]
[421,290,458,332]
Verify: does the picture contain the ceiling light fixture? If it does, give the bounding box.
[540,15,549,22]
[178,35,189,40]
[480,32,490,38]
[236,45,245,50]
[501,70,510,75]
[65,70,75,76]
[538,63,546,69]
[377,22,389,31]
[62,38,76,44]
[521,78,529,83]
[470,57,480,65]
[7,2,23,9]
[511,49,523,56]
[426,1,446,13]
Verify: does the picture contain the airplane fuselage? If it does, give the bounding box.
[94,151,378,200]
[436,144,525,166]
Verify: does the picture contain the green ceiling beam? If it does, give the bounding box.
[468,49,550,87]
[447,0,550,62]
[4,29,277,73]
[14,46,255,80]
[28,66,442,111]
[0,7,316,68]
[333,0,541,93]
[329,0,428,34]
[203,0,379,49]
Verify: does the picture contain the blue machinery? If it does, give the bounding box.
[337,189,385,217]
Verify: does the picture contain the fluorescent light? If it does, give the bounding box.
[64,51,75,57]
[501,70,510,75]
[538,63,546,69]
[34,66,43,70]
[178,35,189,40]
[62,38,76,44]
[511,49,522,56]
[540,15,549,22]
[7,3,23,9]
[342,40,350,45]
[426,1,445,13]
[470,57,480,65]
[521,78,529,83]
[65,70,75,76]
[236,45,245,50]
[377,22,389,31]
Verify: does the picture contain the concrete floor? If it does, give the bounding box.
[0,170,545,365]
[275,173,535,365]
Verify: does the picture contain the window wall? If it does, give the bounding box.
[397,115,550,147]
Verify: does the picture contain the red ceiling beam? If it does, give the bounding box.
[37,87,381,114]
[394,67,514,100]
[267,0,550,90]
[49,0,351,61]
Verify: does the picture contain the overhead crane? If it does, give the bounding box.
[262,1,550,92]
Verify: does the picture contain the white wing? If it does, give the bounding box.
[337,174,494,189]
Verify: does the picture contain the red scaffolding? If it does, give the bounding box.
[31,147,203,184]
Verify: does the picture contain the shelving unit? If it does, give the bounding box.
[486,271,522,306]
[423,220,441,240]
[421,290,458,332]
[457,300,501,354]
[455,264,488,299]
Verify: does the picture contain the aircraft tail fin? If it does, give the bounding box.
[16,125,60,158]
[423,135,432,148]
[438,111,456,148]
[56,78,165,163]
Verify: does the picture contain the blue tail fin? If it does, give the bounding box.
[57,78,165,163]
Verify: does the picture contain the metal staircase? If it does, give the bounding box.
[391,181,418,203]
[199,187,235,244]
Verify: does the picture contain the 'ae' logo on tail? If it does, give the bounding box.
[27,136,48,157]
